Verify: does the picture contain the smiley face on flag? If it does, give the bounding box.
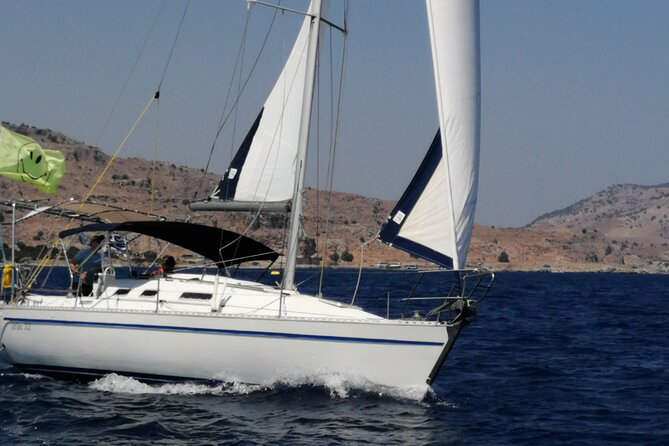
[17,142,52,181]
[0,126,65,194]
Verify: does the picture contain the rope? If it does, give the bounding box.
[318,10,349,297]
[157,0,190,90]
[94,0,167,149]
[83,94,158,205]
[350,241,366,305]
[195,3,281,199]
[150,96,160,212]
[20,208,70,289]
[149,0,189,212]
[26,252,53,289]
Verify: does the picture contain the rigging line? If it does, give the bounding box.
[315,29,326,294]
[318,26,335,268]
[226,8,248,206]
[219,0,283,140]
[196,8,252,200]
[94,0,167,149]
[351,241,365,305]
[314,2,348,257]
[150,96,161,213]
[195,2,282,199]
[157,0,191,90]
[146,100,162,297]
[24,207,73,287]
[315,71,321,245]
[318,9,348,296]
[23,240,53,288]
[25,252,53,290]
[19,209,63,290]
[314,26,327,267]
[83,94,158,206]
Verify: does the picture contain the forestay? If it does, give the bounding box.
[379,0,481,270]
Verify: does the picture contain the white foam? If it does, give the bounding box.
[20,372,48,380]
[89,373,263,395]
[88,371,430,401]
[262,370,431,401]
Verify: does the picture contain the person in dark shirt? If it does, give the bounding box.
[70,234,104,296]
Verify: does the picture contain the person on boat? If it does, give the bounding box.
[152,255,176,277]
[69,234,104,296]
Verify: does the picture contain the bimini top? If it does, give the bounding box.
[59,221,279,268]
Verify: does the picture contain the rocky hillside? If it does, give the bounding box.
[1,122,668,273]
[526,184,669,271]
[0,122,407,267]
[466,184,669,273]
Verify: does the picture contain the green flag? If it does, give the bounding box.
[0,126,65,194]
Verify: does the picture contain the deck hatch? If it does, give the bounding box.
[180,292,212,300]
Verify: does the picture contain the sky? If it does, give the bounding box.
[1,0,668,227]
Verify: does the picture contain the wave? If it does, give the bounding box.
[89,373,261,396]
[0,371,48,380]
[262,370,432,401]
[89,371,432,401]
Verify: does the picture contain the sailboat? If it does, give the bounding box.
[0,0,492,394]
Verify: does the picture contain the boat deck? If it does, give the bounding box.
[14,273,387,322]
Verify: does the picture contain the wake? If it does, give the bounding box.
[89,371,432,401]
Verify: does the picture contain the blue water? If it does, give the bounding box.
[1,270,668,445]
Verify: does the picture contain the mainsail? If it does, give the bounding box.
[379,0,481,270]
[209,8,313,207]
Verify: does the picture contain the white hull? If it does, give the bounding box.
[0,274,464,391]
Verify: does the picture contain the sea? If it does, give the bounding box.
[0,269,667,445]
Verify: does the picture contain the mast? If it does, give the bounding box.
[283,0,323,290]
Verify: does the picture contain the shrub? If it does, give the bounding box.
[498,251,510,263]
[341,249,354,262]
[329,247,340,265]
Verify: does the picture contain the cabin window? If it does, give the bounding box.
[180,292,212,300]
[114,289,131,295]
[141,290,158,296]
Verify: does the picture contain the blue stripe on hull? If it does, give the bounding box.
[4,317,444,347]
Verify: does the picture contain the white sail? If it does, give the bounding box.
[380,0,480,270]
[211,8,312,204]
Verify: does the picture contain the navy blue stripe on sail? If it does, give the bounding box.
[212,108,264,200]
[390,236,453,269]
[378,130,454,268]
